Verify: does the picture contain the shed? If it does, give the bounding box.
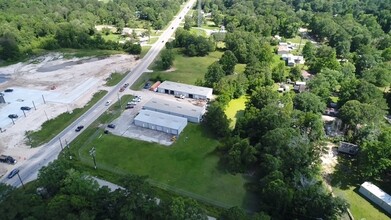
[149,81,161,92]
[143,98,205,123]
[338,142,359,156]
[157,81,213,100]
[134,110,187,135]
[359,182,391,215]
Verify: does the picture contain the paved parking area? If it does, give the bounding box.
[105,89,207,146]
[105,90,182,146]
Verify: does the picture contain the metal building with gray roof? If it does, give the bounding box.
[157,81,213,99]
[134,110,187,135]
[143,98,205,123]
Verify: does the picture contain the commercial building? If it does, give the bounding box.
[134,110,187,135]
[359,182,391,214]
[157,81,213,100]
[143,98,205,123]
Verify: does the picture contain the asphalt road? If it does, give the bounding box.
[0,0,197,187]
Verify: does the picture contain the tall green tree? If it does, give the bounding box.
[219,50,238,75]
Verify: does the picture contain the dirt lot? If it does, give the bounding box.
[0,53,139,174]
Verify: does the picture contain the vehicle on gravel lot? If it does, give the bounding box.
[20,106,31,111]
[175,94,185,99]
[7,169,19,179]
[0,155,16,164]
[75,125,84,132]
[8,114,18,119]
[108,124,116,129]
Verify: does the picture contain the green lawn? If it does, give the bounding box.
[235,64,246,74]
[149,50,223,85]
[333,187,390,220]
[225,96,248,129]
[140,46,151,58]
[190,28,208,37]
[102,33,121,42]
[105,72,126,86]
[330,157,391,220]
[78,124,254,209]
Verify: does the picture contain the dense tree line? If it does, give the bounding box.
[0,0,184,61]
[0,160,208,220]
[201,0,391,218]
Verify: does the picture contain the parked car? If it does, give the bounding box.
[128,101,137,105]
[20,106,31,111]
[144,83,151,89]
[105,100,111,106]
[133,97,141,102]
[75,125,84,132]
[7,169,19,179]
[175,94,185,99]
[0,155,16,164]
[4,89,13,92]
[108,124,116,129]
[8,114,18,119]
[125,105,134,109]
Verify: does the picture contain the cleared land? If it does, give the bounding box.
[150,50,223,85]
[78,124,255,210]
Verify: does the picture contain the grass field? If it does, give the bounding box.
[235,64,246,74]
[78,123,255,210]
[224,96,248,129]
[333,187,390,220]
[105,72,126,86]
[102,33,121,42]
[330,157,391,220]
[140,46,152,58]
[149,50,223,85]
[27,91,107,147]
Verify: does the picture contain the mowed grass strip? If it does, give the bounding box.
[105,72,126,86]
[79,124,250,208]
[150,50,223,85]
[225,96,247,129]
[28,91,107,147]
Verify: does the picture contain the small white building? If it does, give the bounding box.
[134,110,187,135]
[143,98,205,123]
[281,54,305,66]
[359,182,391,215]
[157,81,213,100]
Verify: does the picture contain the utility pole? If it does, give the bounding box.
[16,172,25,189]
[197,0,202,27]
[89,147,97,169]
[59,137,63,150]
[42,94,46,104]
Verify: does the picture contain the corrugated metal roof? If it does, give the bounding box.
[361,182,391,206]
[134,110,187,130]
[158,81,213,98]
[144,98,204,118]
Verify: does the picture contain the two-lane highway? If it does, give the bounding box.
[1,0,197,187]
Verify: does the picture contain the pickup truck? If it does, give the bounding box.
[0,155,16,164]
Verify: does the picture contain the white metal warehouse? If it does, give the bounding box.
[134,110,187,135]
[157,81,213,99]
[143,98,205,123]
[359,182,391,215]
